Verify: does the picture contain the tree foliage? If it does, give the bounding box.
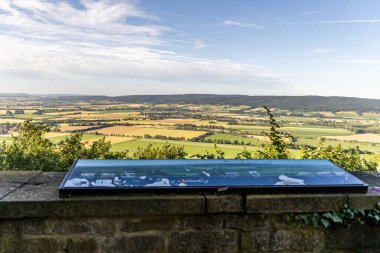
[0,114,377,172]
[0,120,127,171]
[0,121,61,171]
[301,137,377,172]
[132,143,187,159]
[256,106,294,159]
[190,144,225,159]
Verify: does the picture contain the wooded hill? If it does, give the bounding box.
[3,94,380,112]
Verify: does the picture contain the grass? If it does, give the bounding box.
[296,137,380,153]
[204,133,262,145]
[60,111,142,120]
[126,119,229,127]
[59,124,94,132]
[48,133,102,142]
[111,138,258,158]
[335,111,359,118]
[92,125,207,139]
[325,134,380,143]
[283,126,352,137]
[0,118,25,123]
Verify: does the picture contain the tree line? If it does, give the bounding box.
[0,108,377,172]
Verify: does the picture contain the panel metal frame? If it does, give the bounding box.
[59,159,369,198]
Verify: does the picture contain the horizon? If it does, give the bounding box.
[0,0,380,98]
[1,92,380,101]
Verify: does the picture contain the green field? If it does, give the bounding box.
[111,138,257,158]
[204,133,262,145]
[0,97,379,165]
[297,137,380,153]
[283,126,352,138]
[49,133,102,143]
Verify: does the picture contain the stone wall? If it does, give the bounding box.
[0,171,380,253]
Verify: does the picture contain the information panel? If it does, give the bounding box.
[59,159,368,197]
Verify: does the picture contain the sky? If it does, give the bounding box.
[0,0,380,98]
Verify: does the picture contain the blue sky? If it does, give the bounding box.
[0,0,379,98]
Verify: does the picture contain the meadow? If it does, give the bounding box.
[0,98,379,163]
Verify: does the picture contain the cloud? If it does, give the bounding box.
[224,20,264,29]
[331,57,379,65]
[0,0,167,46]
[310,48,332,54]
[299,10,322,16]
[279,48,332,57]
[304,19,380,24]
[0,34,284,87]
[0,1,288,95]
[192,39,208,49]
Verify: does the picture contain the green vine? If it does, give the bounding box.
[286,202,380,228]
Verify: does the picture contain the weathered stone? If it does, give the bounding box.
[17,237,64,253]
[0,171,43,200]
[180,215,223,230]
[224,214,268,231]
[0,238,23,253]
[102,233,166,253]
[170,231,238,253]
[0,183,20,200]
[2,172,380,253]
[27,172,65,185]
[65,237,100,253]
[22,218,117,235]
[246,194,346,213]
[0,194,205,218]
[242,229,324,252]
[326,226,380,250]
[21,219,50,235]
[121,217,178,233]
[206,194,244,213]
[0,171,42,184]
[86,219,118,235]
[0,219,21,237]
[48,219,91,234]
[348,193,380,210]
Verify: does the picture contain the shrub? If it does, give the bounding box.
[256,106,294,159]
[301,137,377,172]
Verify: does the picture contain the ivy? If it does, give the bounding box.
[291,202,380,228]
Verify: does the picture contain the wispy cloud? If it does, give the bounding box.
[0,0,288,95]
[299,10,322,16]
[192,39,208,49]
[331,57,379,65]
[279,48,332,57]
[0,0,168,46]
[224,20,264,29]
[311,48,332,54]
[304,19,380,24]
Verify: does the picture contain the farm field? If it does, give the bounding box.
[282,126,352,137]
[91,125,207,139]
[59,124,94,132]
[111,138,257,158]
[0,96,379,164]
[325,134,380,143]
[126,119,229,127]
[204,133,263,145]
[85,136,135,145]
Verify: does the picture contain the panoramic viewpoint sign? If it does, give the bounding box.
[59,159,368,197]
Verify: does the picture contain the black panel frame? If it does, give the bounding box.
[59,159,369,198]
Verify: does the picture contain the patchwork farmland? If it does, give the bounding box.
[0,95,379,165]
